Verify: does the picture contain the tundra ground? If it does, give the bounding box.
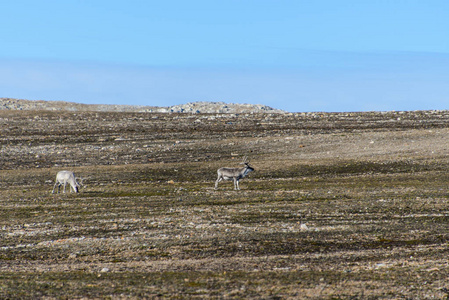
[1,110,449,299]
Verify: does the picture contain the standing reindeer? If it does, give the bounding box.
[215,156,254,190]
[52,171,81,194]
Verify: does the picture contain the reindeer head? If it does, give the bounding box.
[240,156,255,172]
[245,162,254,172]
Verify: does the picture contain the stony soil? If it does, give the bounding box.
[1,107,449,299]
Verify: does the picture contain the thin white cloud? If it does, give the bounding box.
[1,52,448,112]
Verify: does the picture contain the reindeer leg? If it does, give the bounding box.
[52,182,58,194]
[63,182,67,193]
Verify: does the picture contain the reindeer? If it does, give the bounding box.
[52,170,82,194]
[215,156,254,190]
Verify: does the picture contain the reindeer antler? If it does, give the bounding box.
[240,155,249,165]
[76,177,85,187]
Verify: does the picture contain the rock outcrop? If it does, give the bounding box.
[0,98,285,114]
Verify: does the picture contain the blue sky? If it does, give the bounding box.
[1,1,448,112]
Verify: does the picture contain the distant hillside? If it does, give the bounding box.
[0,98,285,114]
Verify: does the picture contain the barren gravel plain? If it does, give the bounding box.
[1,108,449,299]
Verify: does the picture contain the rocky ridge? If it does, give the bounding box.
[0,98,285,114]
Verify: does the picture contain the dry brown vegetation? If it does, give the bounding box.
[1,109,449,299]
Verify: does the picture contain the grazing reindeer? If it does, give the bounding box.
[215,156,254,190]
[52,171,81,194]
